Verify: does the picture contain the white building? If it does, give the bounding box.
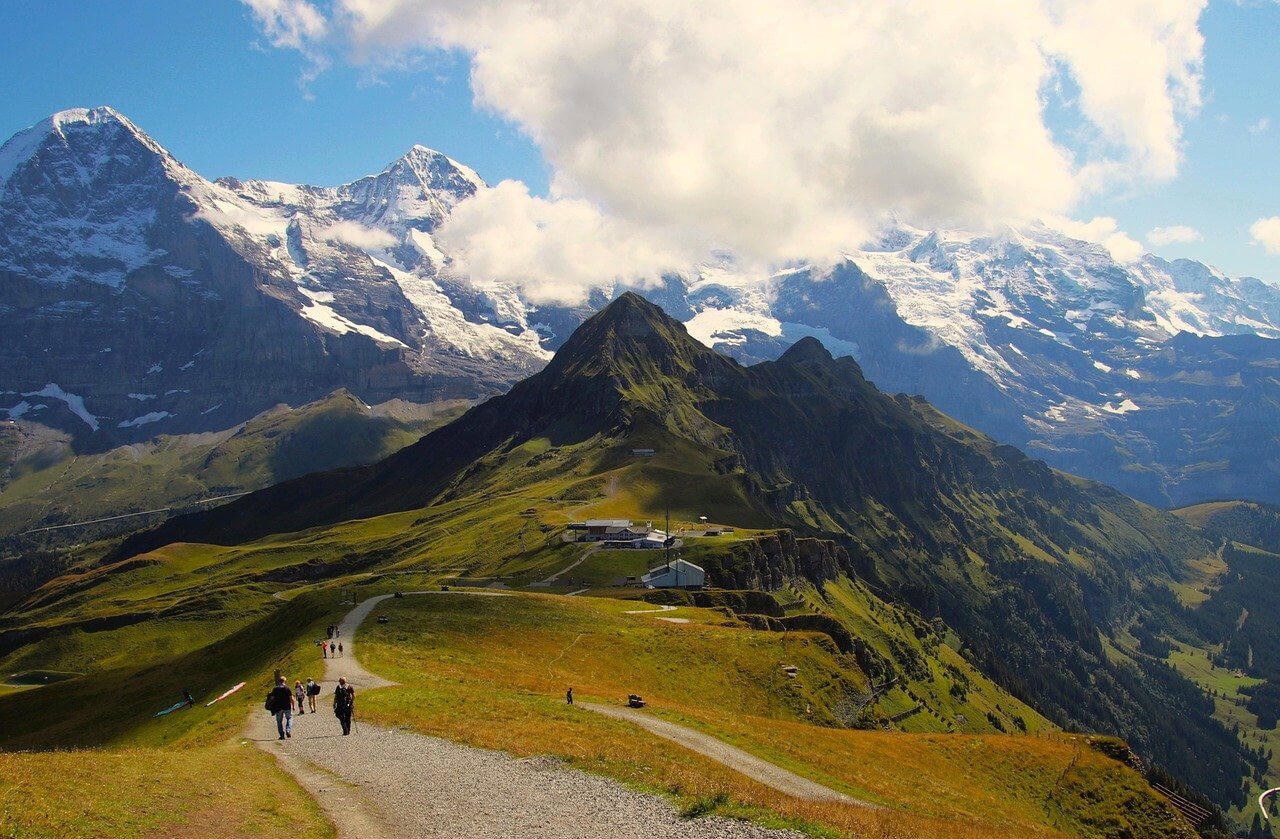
[641,558,705,589]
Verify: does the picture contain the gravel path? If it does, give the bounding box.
[246,591,802,838]
[579,703,878,809]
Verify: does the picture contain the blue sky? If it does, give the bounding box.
[0,0,1276,280]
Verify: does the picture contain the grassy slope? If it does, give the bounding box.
[353,592,1188,839]
[0,406,1206,836]
[0,747,332,839]
[0,390,467,538]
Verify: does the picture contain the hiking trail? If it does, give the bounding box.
[242,590,864,836]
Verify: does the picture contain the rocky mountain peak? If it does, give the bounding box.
[777,335,835,365]
[0,106,169,190]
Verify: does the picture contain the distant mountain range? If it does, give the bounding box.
[3,107,1279,505]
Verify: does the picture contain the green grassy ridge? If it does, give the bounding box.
[0,588,347,750]
[0,390,465,541]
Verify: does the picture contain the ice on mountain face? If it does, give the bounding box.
[685,307,783,348]
[1102,398,1140,414]
[23,383,98,431]
[297,287,409,348]
[118,411,172,428]
[6,401,31,420]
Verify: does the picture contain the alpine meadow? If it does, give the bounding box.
[4,2,1280,838]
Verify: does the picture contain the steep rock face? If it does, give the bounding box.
[696,530,851,590]
[0,108,547,445]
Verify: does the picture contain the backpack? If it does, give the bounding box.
[264,691,275,712]
[309,683,321,697]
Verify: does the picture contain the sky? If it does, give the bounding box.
[0,0,1278,291]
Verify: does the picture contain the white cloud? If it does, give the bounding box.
[319,220,397,250]
[1251,217,1280,256]
[434,181,683,305]
[245,0,1207,286]
[243,0,326,50]
[1147,225,1202,246]
[1049,216,1145,263]
[242,0,330,89]
[1250,117,1271,135]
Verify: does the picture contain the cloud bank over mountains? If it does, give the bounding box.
[245,0,1208,304]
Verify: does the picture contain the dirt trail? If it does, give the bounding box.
[578,703,879,809]
[245,590,801,837]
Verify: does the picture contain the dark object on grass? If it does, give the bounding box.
[376,615,389,624]
[394,591,404,598]
[627,694,646,708]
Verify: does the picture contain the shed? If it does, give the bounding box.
[641,558,705,589]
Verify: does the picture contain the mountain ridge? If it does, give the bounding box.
[111,293,1252,808]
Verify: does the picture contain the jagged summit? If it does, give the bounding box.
[0,105,167,188]
[777,335,835,364]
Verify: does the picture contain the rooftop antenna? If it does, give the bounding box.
[665,503,671,573]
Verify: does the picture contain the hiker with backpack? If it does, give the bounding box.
[329,641,336,658]
[294,680,307,715]
[306,677,319,712]
[266,676,295,739]
[333,676,355,736]
[338,642,344,658]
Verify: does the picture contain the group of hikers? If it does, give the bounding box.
[320,639,343,658]
[265,674,357,738]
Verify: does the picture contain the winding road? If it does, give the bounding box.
[243,590,870,836]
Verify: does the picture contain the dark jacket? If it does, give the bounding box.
[267,684,293,713]
[333,684,355,714]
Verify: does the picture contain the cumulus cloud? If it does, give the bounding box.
[244,0,1207,296]
[243,0,326,49]
[1147,225,1202,246]
[1250,117,1271,135]
[1252,217,1280,256]
[319,220,397,250]
[434,181,683,305]
[242,0,330,88]
[1048,216,1145,263]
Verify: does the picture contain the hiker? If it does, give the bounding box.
[306,677,319,712]
[566,687,574,705]
[266,676,295,740]
[333,676,356,736]
[338,642,344,658]
[329,641,337,658]
[322,641,328,659]
[294,680,307,714]
[183,688,195,708]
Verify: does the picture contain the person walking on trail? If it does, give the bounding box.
[329,641,337,658]
[321,640,327,659]
[306,677,319,712]
[566,687,574,705]
[294,680,307,715]
[333,677,356,735]
[266,676,295,740]
[338,642,344,658]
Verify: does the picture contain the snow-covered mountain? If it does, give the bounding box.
[0,107,550,441]
[3,107,1279,505]
[673,224,1280,507]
